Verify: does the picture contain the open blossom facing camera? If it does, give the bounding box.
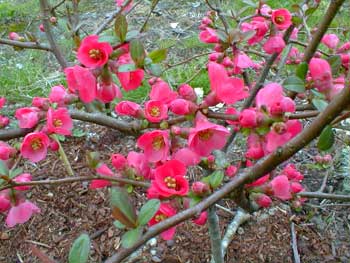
[137,130,170,163]
[148,203,177,240]
[20,132,50,162]
[271,8,292,30]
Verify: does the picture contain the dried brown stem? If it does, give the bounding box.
[298,191,350,201]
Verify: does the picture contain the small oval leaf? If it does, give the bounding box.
[318,125,334,151]
[68,234,91,263]
[209,170,224,189]
[121,227,142,248]
[137,199,160,226]
[283,76,305,93]
[295,62,308,80]
[312,98,328,112]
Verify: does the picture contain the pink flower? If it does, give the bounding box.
[15,107,40,129]
[20,132,50,162]
[188,113,229,156]
[127,151,151,178]
[255,193,272,208]
[290,182,304,193]
[173,147,201,166]
[116,53,145,91]
[256,83,295,115]
[246,133,265,160]
[239,109,260,128]
[263,36,286,54]
[233,51,254,70]
[137,130,169,163]
[327,76,345,100]
[9,32,20,41]
[148,203,177,240]
[39,24,45,32]
[0,97,6,109]
[169,99,197,115]
[32,97,49,109]
[337,42,350,53]
[0,141,15,160]
[115,101,142,117]
[49,85,68,106]
[321,34,339,49]
[14,173,32,191]
[309,58,333,92]
[178,84,197,102]
[241,17,269,45]
[147,160,188,199]
[111,153,127,171]
[265,120,302,153]
[208,62,248,104]
[225,107,239,126]
[150,80,178,105]
[225,165,238,177]
[6,200,41,227]
[97,82,122,103]
[77,35,113,68]
[0,191,11,212]
[259,4,272,16]
[144,100,168,123]
[0,116,9,128]
[199,28,219,44]
[46,107,73,136]
[64,65,97,103]
[270,175,292,200]
[192,211,208,225]
[246,174,270,188]
[115,0,133,12]
[281,164,304,181]
[90,164,115,189]
[191,181,210,196]
[271,9,292,30]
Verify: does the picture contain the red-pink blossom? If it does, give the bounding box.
[14,173,32,191]
[148,203,177,240]
[6,200,41,227]
[115,101,142,117]
[0,116,9,128]
[0,141,15,160]
[169,99,197,115]
[309,58,333,92]
[270,175,292,200]
[97,82,122,103]
[233,51,254,72]
[263,36,286,54]
[8,32,20,41]
[192,211,208,225]
[199,28,219,44]
[239,109,261,128]
[127,151,151,179]
[225,107,239,127]
[265,120,302,153]
[178,84,197,102]
[259,4,272,16]
[46,107,73,136]
[290,182,304,193]
[225,165,238,177]
[271,8,292,30]
[321,34,339,49]
[191,181,210,196]
[39,24,45,32]
[188,113,229,156]
[144,100,168,123]
[281,164,304,181]
[15,107,40,129]
[241,17,269,45]
[49,140,59,151]
[337,42,350,53]
[90,164,115,189]
[137,130,169,163]
[64,65,97,103]
[173,147,201,166]
[32,97,49,109]
[116,53,145,91]
[0,191,10,212]
[245,133,265,160]
[255,193,272,208]
[77,35,113,68]
[0,97,6,109]
[49,85,68,106]
[115,0,133,12]
[208,62,248,104]
[340,54,350,69]
[20,132,50,162]
[150,79,178,105]
[110,154,126,172]
[246,174,270,188]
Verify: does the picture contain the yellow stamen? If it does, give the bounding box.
[31,138,43,151]
[53,119,62,127]
[198,129,214,141]
[164,176,177,189]
[152,135,165,150]
[150,106,161,117]
[155,214,167,222]
[89,49,102,59]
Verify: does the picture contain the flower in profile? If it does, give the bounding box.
[49,85,68,106]
[0,97,6,109]
[169,99,197,115]
[148,203,177,240]
[241,17,269,45]
[127,151,151,179]
[254,193,272,208]
[15,107,40,129]
[13,173,32,191]
[96,81,122,103]
[20,132,50,162]
[90,164,115,189]
[321,34,339,49]
[271,8,292,30]
[115,101,142,118]
[147,160,188,199]
[309,58,333,92]
[77,35,113,68]
[270,175,292,200]
[0,191,11,212]
[137,130,169,163]
[150,79,178,105]
[199,28,219,44]
[116,53,145,91]
[263,36,286,54]
[144,100,168,123]
[46,107,73,136]
[0,141,16,160]
[173,147,201,167]
[245,133,265,160]
[64,65,97,103]
[111,153,127,171]
[6,200,41,228]
[188,113,229,156]
[192,211,208,225]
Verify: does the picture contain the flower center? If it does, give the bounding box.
[150,106,160,117]
[198,129,214,141]
[152,135,165,150]
[164,176,177,189]
[31,138,43,151]
[89,49,102,59]
[275,16,285,24]
[155,213,167,222]
[53,119,62,127]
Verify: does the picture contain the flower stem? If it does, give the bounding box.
[52,135,74,176]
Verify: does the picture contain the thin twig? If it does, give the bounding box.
[0,39,52,51]
[139,0,160,33]
[290,222,301,263]
[298,192,350,201]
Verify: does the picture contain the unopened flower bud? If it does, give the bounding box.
[272,122,287,134]
[225,165,237,177]
[192,181,210,196]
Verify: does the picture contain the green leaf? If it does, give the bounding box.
[292,16,302,26]
[86,152,100,169]
[242,0,256,7]
[295,62,308,80]
[113,220,126,229]
[72,128,86,138]
[327,55,342,75]
[312,98,328,111]
[98,35,119,45]
[148,49,167,63]
[209,170,224,189]
[137,199,160,226]
[130,39,145,67]
[283,76,305,93]
[118,63,137,72]
[9,167,23,179]
[68,234,91,263]
[110,187,137,228]
[121,227,142,248]
[318,125,334,151]
[305,7,317,16]
[0,160,9,176]
[146,63,162,77]
[115,14,128,43]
